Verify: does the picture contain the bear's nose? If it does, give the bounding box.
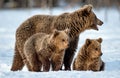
[99,21,103,25]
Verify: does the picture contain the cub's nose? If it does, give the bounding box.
[100,53,103,56]
[66,43,69,48]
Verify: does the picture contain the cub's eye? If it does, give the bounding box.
[62,39,65,42]
[95,48,98,51]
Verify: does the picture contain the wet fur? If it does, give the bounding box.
[11,4,103,71]
[23,29,69,72]
[73,38,105,71]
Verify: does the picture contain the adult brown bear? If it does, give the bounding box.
[11,4,103,71]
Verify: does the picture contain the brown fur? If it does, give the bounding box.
[73,38,105,71]
[11,4,103,71]
[23,29,69,72]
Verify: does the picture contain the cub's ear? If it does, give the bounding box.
[97,38,102,43]
[53,29,59,38]
[64,28,70,35]
[82,4,93,13]
[85,38,91,46]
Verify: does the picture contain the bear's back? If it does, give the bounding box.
[24,33,49,53]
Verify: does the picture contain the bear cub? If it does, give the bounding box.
[24,29,69,72]
[73,38,105,71]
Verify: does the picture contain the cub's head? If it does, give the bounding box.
[84,38,103,58]
[80,4,103,31]
[50,29,69,50]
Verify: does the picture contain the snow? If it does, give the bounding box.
[0,8,120,78]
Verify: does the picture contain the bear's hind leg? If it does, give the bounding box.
[26,53,41,72]
[11,45,24,71]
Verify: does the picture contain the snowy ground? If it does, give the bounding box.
[0,7,120,78]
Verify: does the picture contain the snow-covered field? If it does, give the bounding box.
[0,7,120,78]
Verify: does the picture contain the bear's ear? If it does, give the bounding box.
[53,29,59,38]
[82,4,93,13]
[64,28,70,35]
[97,38,102,43]
[85,38,91,46]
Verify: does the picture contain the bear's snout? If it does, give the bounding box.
[97,19,103,26]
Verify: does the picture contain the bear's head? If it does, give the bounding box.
[84,38,103,58]
[50,29,70,50]
[79,4,103,31]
